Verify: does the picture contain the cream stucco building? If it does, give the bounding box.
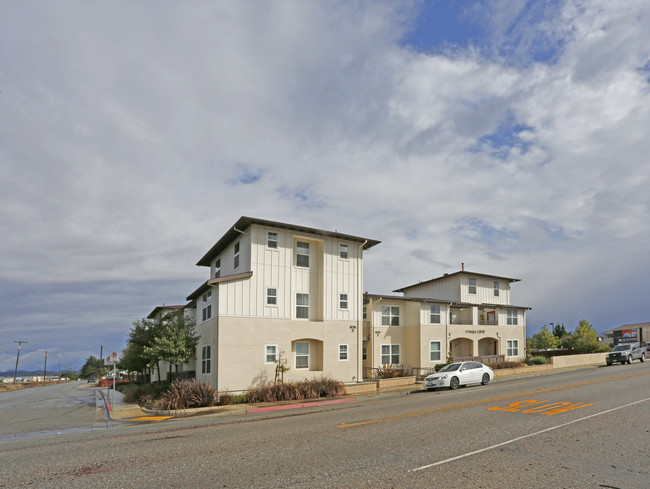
[363,268,529,375]
[185,217,380,392]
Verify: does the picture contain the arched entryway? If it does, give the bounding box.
[478,337,498,356]
[450,337,472,358]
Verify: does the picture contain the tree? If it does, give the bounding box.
[143,311,198,377]
[530,325,560,350]
[80,355,105,379]
[552,323,568,340]
[124,318,162,381]
[564,319,606,353]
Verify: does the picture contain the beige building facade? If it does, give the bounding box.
[363,269,529,374]
[186,217,380,392]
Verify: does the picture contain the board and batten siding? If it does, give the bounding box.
[216,224,363,321]
[401,276,462,302]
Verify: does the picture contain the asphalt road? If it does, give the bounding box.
[1,364,649,488]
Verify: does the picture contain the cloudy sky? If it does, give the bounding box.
[1,0,649,372]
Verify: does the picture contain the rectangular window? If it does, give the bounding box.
[363,347,367,361]
[363,306,367,320]
[381,306,399,326]
[339,344,348,361]
[381,344,400,365]
[296,241,310,267]
[266,288,277,306]
[234,242,240,270]
[494,281,500,297]
[267,232,278,249]
[507,339,519,357]
[295,342,309,369]
[430,341,441,362]
[296,293,309,319]
[468,278,476,294]
[201,345,211,374]
[430,304,441,324]
[214,259,221,278]
[339,293,348,309]
[202,291,212,321]
[265,345,278,364]
[507,309,518,325]
[339,243,348,259]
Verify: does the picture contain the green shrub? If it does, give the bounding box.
[119,382,170,407]
[529,356,548,365]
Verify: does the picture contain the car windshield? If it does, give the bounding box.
[438,363,461,372]
[612,345,632,351]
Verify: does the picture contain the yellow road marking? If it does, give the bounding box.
[338,370,648,428]
[489,399,594,415]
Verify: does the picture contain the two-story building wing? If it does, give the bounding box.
[186,217,380,392]
[364,268,529,372]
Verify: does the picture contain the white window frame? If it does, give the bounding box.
[296,293,309,319]
[266,287,277,306]
[507,309,518,325]
[265,344,278,364]
[429,341,442,362]
[201,345,211,374]
[214,259,221,278]
[381,306,400,326]
[429,304,441,324]
[338,344,349,361]
[381,344,400,365]
[202,291,212,322]
[267,232,278,249]
[494,281,500,297]
[296,241,310,268]
[339,243,348,259]
[468,278,477,294]
[339,293,348,309]
[234,241,240,270]
[295,342,309,369]
[506,339,519,357]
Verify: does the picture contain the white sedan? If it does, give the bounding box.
[424,361,494,390]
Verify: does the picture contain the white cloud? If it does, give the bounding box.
[1,0,649,370]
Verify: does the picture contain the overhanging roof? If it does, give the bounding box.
[394,270,521,293]
[197,216,381,267]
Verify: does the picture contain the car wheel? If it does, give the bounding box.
[481,373,490,385]
[606,362,612,366]
[641,354,645,363]
[627,355,632,364]
[449,377,459,390]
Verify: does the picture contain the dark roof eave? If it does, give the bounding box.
[197,216,381,267]
[393,270,521,293]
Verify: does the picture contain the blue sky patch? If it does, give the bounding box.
[228,164,263,185]
[472,112,534,159]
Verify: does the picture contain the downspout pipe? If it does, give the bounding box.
[357,240,367,383]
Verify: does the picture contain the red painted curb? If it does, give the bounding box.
[246,397,357,413]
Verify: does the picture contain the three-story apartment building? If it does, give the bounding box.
[186,217,380,392]
[363,266,529,372]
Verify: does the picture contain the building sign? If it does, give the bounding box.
[465,330,486,334]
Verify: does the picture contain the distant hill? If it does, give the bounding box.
[0,370,58,379]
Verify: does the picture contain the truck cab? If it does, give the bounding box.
[606,342,646,365]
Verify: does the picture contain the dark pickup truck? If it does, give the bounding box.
[606,343,646,365]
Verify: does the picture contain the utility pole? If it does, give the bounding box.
[43,350,48,382]
[13,340,27,384]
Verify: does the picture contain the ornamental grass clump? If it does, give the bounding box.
[245,377,346,404]
[529,356,548,365]
[159,379,217,410]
